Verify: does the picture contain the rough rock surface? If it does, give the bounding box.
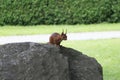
[60,47,103,80]
[0,42,103,80]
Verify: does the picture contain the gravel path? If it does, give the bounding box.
[0,31,120,44]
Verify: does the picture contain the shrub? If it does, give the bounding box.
[0,0,120,25]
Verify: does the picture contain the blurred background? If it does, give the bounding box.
[0,0,120,80]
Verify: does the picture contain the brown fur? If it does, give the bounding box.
[49,31,67,46]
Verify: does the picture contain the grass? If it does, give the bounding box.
[61,38,120,80]
[0,23,120,36]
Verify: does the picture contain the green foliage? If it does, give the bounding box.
[0,0,120,25]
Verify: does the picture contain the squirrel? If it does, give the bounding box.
[49,30,67,46]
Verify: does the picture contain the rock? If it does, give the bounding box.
[60,47,103,80]
[0,42,103,80]
[0,42,69,80]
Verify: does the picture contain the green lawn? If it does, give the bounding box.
[0,23,120,36]
[61,39,120,80]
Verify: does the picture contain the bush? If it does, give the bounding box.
[0,0,120,25]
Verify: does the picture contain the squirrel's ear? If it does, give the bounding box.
[61,32,64,35]
[61,29,64,34]
[65,29,67,34]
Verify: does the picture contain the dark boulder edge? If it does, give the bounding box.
[60,46,103,80]
[0,42,103,80]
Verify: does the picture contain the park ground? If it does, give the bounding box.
[0,23,120,80]
[0,23,120,36]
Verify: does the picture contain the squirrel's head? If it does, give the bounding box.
[61,29,67,40]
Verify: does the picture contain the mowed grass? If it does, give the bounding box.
[0,23,120,36]
[61,39,120,80]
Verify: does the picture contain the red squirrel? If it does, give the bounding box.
[49,30,67,46]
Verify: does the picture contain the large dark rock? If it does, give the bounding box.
[60,47,103,80]
[0,42,103,80]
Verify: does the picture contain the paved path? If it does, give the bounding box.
[0,31,120,44]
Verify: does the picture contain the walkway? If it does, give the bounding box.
[0,31,120,44]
